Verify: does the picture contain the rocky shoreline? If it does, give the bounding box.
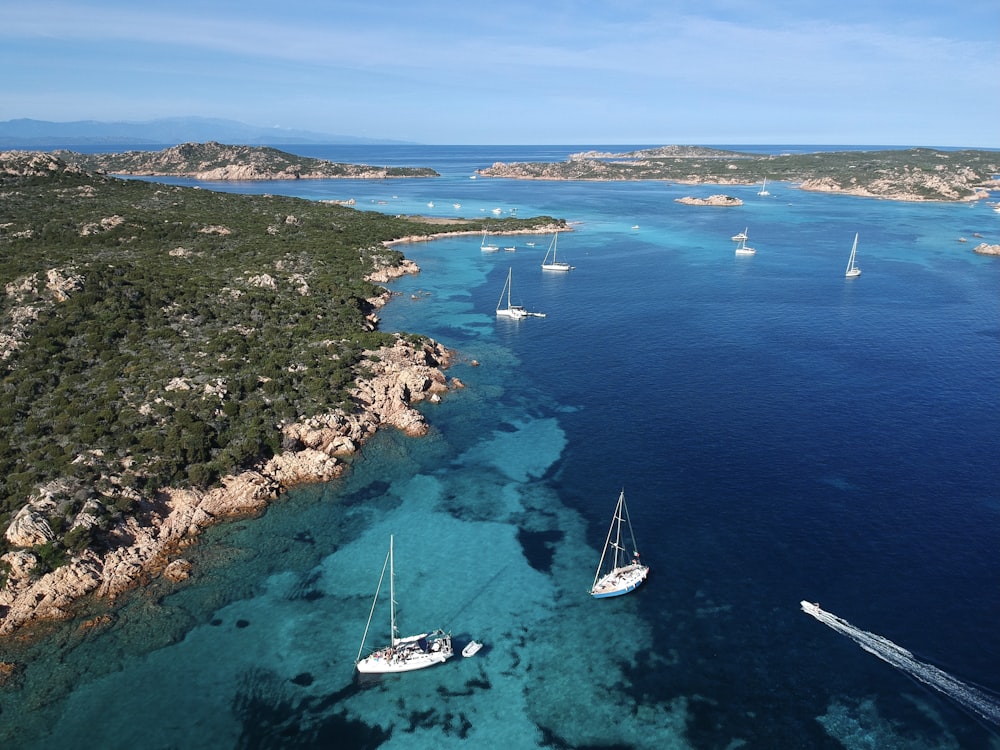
[0,262,458,639]
[381,222,568,247]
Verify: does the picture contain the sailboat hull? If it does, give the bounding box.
[496,306,527,319]
[356,631,454,674]
[590,563,650,598]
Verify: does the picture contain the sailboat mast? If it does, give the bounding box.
[356,540,392,663]
[496,268,510,312]
[389,534,398,646]
[612,491,626,568]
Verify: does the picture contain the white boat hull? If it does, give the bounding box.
[356,631,453,674]
[541,262,573,271]
[590,563,650,598]
[496,306,527,320]
[462,640,483,658]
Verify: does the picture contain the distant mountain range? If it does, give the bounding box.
[0,117,412,148]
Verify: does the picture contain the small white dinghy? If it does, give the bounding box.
[462,640,483,658]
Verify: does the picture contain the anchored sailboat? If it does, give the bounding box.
[845,233,861,278]
[480,229,499,252]
[590,490,650,598]
[757,178,770,196]
[541,232,573,271]
[734,229,756,256]
[496,267,545,319]
[355,535,453,674]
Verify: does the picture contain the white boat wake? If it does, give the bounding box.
[801,601,1000,727]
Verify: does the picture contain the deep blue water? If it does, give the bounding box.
[2,146,999,749]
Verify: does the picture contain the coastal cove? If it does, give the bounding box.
[1,145,998,749]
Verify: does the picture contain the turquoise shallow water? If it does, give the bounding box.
[2,146,999,749]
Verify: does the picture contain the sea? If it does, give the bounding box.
[2,145,999,749]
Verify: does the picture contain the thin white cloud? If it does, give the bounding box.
[2,1,997,144]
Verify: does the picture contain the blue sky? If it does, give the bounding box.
[2,0,998,146]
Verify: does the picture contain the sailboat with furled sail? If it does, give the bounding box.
[541,232,574,271]
[355,535,453,674]
[480,229,499,252]
[590,490,650,598]
[496,267,545,319]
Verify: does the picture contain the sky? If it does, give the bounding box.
[2,0,998,146]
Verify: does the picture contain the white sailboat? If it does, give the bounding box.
[496,267,545,319]
[731,227,748,242]
[734,229,756,256]
[590,490,650,598]
[541,232,573,271]
[496,267,527,320]
[845,232,861,278]
[480,229,499,252]
[355,535,453,674]
[757,178,770,196]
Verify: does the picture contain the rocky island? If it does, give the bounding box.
[675,194,743,206]
[53,141,439,180]
[0,151,557,640]
[477,145,1000,203]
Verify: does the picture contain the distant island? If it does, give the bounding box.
[476,145,1000,202]
[675,194,743,207]
[53,142,438,180]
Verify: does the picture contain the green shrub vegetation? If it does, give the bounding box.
[0,154,561,562]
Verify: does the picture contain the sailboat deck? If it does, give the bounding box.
[591,563,650,596]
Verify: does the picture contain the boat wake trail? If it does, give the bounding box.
[801,601,1000,727]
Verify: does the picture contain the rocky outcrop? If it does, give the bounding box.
[0,335,455,636]
[674,194,743,206]
[973,242,1000,256]
[1,267,83,361]
[0,551,103,632]
[0,151,85,180]
[4,503,56,547]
